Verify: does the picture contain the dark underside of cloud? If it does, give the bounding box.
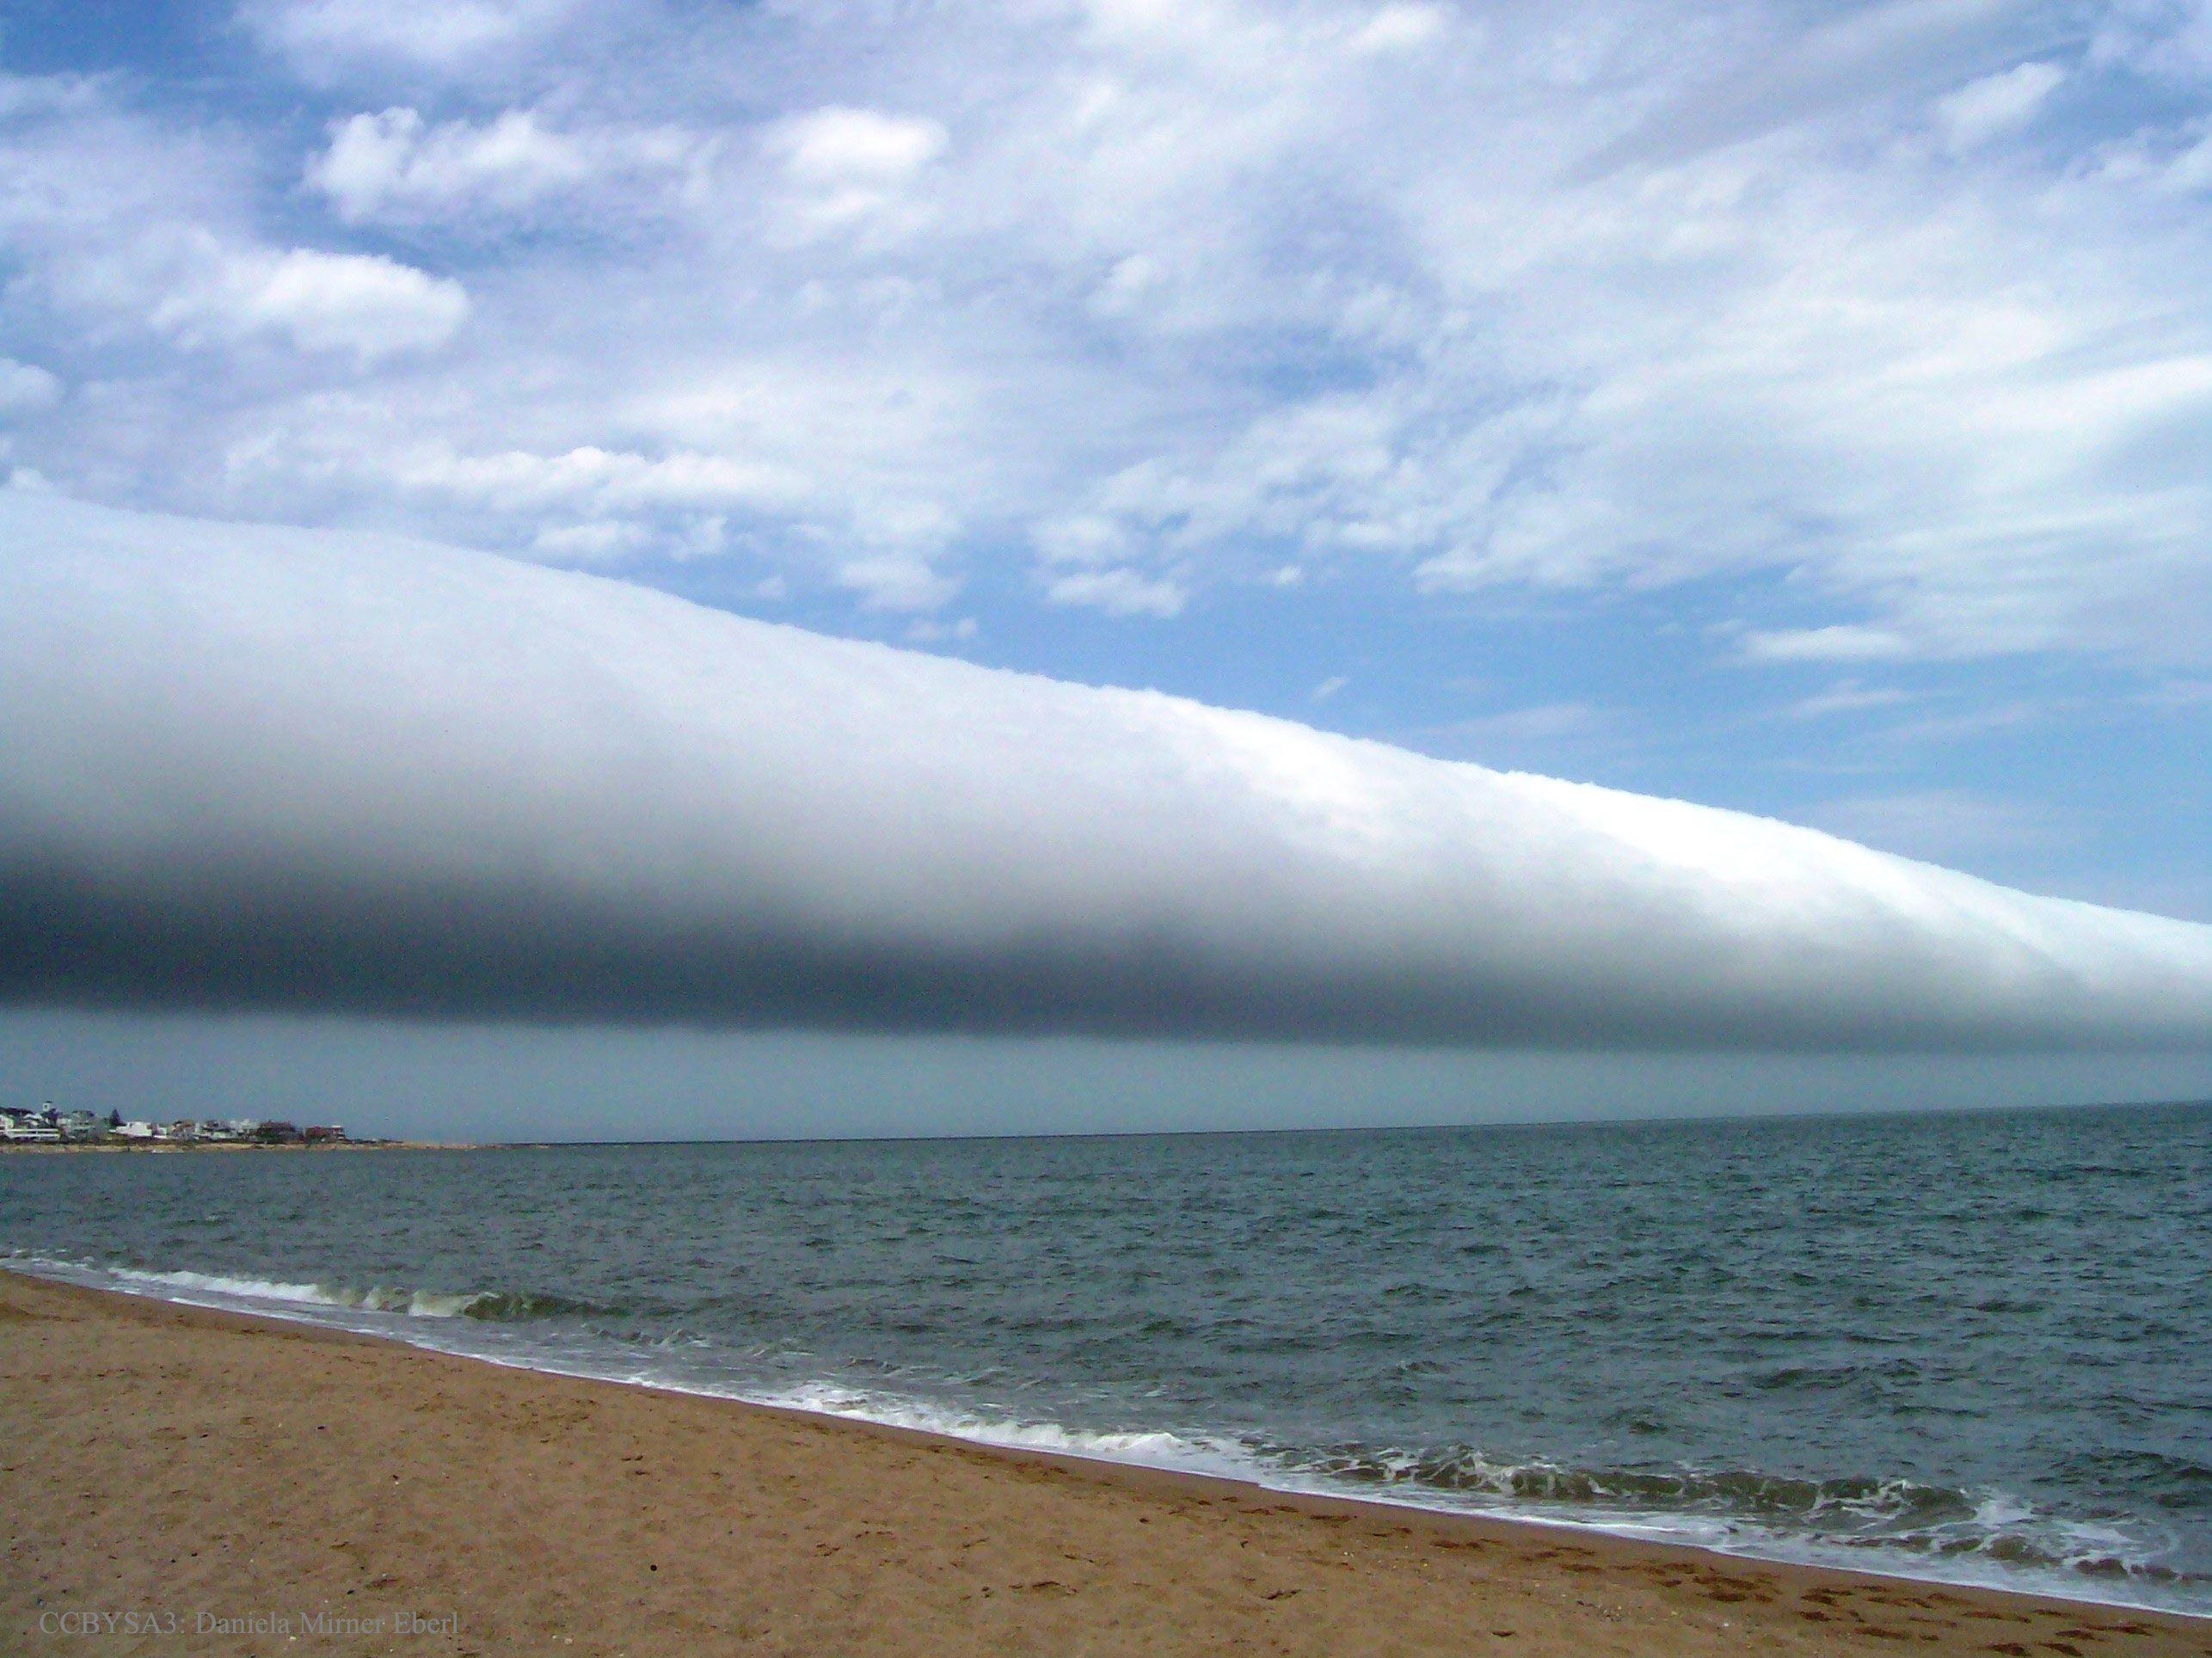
[3,866,2150,1051]
[0,870,1975,1047]
[3,493,2209,1053]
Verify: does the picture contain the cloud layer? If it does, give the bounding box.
[3,493,2207,1051]
[5,1,2212,656]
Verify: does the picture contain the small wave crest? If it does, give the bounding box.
[90,1264,589,1323]
[749,1380,1260,1477]
[1288,1443,2192,1592]
[1306,1446,1970,1523]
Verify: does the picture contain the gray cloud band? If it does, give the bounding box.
[4,494,2209,1051]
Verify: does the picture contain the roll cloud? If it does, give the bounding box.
[3,492,2209,1050]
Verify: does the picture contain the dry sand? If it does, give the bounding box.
[3,1270,2206,1657]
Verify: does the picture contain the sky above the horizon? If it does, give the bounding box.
[2,1,2210,1133]
[1,0,2207,923]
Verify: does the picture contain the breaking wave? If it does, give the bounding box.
[72,1262,595,1323]
[1279,1445,2194,1590]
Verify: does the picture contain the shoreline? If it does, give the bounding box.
[3,1271,2205,1655]
[14,1257,2201,1622]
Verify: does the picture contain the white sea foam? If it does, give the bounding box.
[744,1379,1262,1479]
[90,1263,488,1318]
[109,1267,346,1305]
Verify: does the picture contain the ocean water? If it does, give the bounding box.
[3,1102,2208,1615]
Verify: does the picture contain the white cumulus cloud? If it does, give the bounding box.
[306,106,705,224]
[765,107,949,237]
[151,244,469,361]
[309,107,587,218]
[0,359,61,415]
[1935,62,2066,154]
[1044,566,1189,617]
[242,0,579,78]
[772,107,949,182]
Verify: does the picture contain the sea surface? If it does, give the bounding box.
[4,1102,2208,1615]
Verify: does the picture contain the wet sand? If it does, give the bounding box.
[3,1270,2205,1656]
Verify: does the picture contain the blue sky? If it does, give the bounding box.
[3,1,2208,924]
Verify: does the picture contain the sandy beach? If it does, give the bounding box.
[0,1272,2203,1656]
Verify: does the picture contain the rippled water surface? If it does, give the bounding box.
[4,1102,2207,1612]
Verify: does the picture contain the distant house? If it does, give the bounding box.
[58,1109,104,1141]
[254,1121,303,1144]
[1,1108,59,1143]
[115,1120,158,1140]
[197,1121,237,1142]
[160,1120,200,1142]
[303,1125,348,1144]
[227,1118,261,1137]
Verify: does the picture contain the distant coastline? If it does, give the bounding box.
[0,1138,485,1153]
[0,1103,480,1151]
